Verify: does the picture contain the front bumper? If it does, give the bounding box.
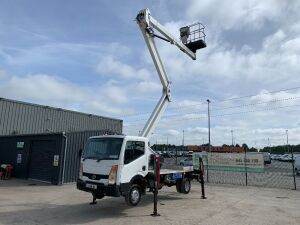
[77,179,120,197]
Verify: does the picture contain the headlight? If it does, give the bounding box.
[108,165,118,185]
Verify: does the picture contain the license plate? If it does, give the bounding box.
[86,183,97,189]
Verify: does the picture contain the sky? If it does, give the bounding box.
[0,0,300,148]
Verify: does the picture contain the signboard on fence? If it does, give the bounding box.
[208,153,264,173]
[193,152,208,170]
[193,152,264,173]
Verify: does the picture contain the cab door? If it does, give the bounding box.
[120,140,148,184]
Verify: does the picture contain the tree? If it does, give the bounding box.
[242,143,249,150]
[248,147,258,152]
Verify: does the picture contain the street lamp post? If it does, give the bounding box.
[231,130,234,146]
[207,99,211,182]
[207,99,211,151]
[286,130,289,153]
[166,136,168,153]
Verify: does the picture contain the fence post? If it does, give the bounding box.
[291,149,297,190]
[244,147,248,186]
[206,152,209,183]
[199,157,206,199]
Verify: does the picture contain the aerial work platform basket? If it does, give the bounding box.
[180,23,206,53]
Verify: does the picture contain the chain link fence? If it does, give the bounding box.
[161,151,299,190]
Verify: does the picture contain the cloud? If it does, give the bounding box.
[186,0,288,31]
[0,69,6,79]
[96,56,151,80]
[155,25,300,94]
[166,129,181,137]
[136,81,161,94]
[0,41,130,68]
[102,83,128,104]
[0,73,130,116]
[0,74,84,102]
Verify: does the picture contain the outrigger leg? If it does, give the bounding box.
[90,193,97,205]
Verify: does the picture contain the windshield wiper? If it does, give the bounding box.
[82,156,98,161]
[96,157,114,162]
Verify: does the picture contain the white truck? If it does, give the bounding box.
[77,8,206,206]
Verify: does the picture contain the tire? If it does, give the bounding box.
[125,184,141,206]
[180,178,191,194]
[176,178,191,194]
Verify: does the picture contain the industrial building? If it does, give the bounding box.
[0,98,123,184]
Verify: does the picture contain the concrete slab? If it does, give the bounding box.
[0,179,299,225]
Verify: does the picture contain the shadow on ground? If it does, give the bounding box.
[0,178,50,188]
[0,191,185,225]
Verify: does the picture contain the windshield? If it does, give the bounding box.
[82,137,123,160]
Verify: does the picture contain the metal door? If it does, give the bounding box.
[28,140,56,183]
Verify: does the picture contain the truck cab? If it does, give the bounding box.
[77,135,154,205]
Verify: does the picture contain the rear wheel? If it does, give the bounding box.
[125,184,141,206]
[180,178,191,194]
[176,178,191,194]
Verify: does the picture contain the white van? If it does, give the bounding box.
[263,152,271,164]
[294,157,300,175]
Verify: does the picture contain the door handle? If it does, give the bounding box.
[142,166,146,171]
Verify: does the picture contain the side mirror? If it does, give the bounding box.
[79,149,82,158]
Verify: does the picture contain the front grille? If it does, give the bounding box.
[83,172,108,180]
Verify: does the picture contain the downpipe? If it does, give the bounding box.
[62,132,68,185]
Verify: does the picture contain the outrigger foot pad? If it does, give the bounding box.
[90,197,97,205]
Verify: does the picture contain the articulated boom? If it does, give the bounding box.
[136,8,206,139]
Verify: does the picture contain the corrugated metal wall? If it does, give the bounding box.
[0,130,122,184]
[0,133,64,184]
[63,130,115,183]
[0,98,123,136]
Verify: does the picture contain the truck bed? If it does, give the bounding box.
[149,166,194,175]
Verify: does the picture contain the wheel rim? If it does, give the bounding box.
[131,188,140,204]
[185,180,190,191]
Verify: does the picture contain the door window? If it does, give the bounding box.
[124,141,145,164]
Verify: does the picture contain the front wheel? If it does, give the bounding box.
[125,184,141,206]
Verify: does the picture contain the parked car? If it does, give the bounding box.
[280,154,293,162]
[271,154,281,160]
[274,154,282,160]
[161,152,171,158]
[179,158,193,166]
[294,157,300,175]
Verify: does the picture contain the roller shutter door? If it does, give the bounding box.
[29,140,56,182]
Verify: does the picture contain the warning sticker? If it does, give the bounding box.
[53,155,59,166]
